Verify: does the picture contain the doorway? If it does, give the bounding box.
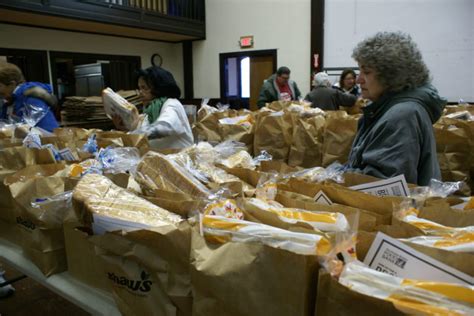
[220,49,277,111]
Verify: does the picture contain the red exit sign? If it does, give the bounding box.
[240,36,254,48]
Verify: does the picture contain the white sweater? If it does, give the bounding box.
[144,98,194,150]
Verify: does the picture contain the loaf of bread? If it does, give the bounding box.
[102,87,139,130]
[137,151,211,198]
[73,173,182,228]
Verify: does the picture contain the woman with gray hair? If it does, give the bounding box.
[305,72,357,111]
[345,31,446,185]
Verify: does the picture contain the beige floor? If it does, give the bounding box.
[0,260,89,316]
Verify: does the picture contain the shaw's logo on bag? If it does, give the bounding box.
[107,270,152,293]
[16,216,36,230]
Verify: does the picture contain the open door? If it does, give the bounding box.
[249,55,274,111]
[220,49,276,110]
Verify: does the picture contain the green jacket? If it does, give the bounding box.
[346,84,446,186]
[257,74,301,108]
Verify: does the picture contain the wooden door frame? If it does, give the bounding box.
[219,49,277,100]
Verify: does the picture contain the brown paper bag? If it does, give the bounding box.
[315,270,404,316]
[288,115,325,168]
[144,189,207,217]
[259,160,301,173]
[194,109,238,142]
[6,165,78,276]
[218,122,254,153]
[253,110,293,161]
[321,111,360,167]
[279,179,404,225]
[275,190,380,232]
[91,221,193,316]
[63,224,110,292]
[434,119,471,185]
[96,131,149,155]
[190,228,319,316]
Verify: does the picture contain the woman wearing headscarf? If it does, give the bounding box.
[113,66,193,149]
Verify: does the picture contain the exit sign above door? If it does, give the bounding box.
[240,36,254,48]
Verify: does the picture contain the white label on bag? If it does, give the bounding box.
[313,190,333,205]
[92,213,153,235]
[364,232,473,285]
[349,174,409,197]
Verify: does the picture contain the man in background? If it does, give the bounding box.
[257,66,301,108]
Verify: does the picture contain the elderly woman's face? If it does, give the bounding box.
[138,77,154,103]
[357,65,385,102]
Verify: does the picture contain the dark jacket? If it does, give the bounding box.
[257,74,301,108]
[305,86,357,111]
[345,84,446,186]
[1,82,59,132]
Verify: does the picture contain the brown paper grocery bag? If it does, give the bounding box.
[91,221,193,316]
[96,131,150,156]
[434,119,471,185]
[279,179,404,225]
[315,270,404,316]
[194,109,238,142]
[190,228,319,316]
[321,111,360,167]
[63,224,110,292]
[288,115,325,168]
[253,110,293,161]
[275,190,379,232]
[218,123,254,154]
[259,160,301,173]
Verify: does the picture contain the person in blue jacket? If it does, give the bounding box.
[344,32,446,185]
[0,62,59,132]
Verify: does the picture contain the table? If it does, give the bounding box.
[0,238,121,316]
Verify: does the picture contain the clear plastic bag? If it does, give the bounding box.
[22,103,48,127]
[253,150,273,166]
[82,134,98,154]
[97,147,141,174]
[410,179,463,200]
[286,162,345,183]
[255,173,279,201]
[30,191,73,228]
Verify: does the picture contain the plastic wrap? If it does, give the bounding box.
[218,114,253,127]
[97,147,140,174]
[252,150,273,166]
[244,198,350,233]
[73,173,182,231]
[22,102,48,127]
[214,140,247,159]
[286,162,344,183]
[395,205,474,239]
[102,87,140,130]
[402,232,474,253]
[136,151,212,198]
[22,131,42,148]
[410,179,463,200]
[30,191,73,228]
[255,173,279,201]
[218,150,256,169]
[339,261,474,315]
[203,199,244,219]
[82,134,98,154]
[200,215,331,256]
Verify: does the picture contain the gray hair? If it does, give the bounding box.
[314,72,331,87]
[352,31,430,92]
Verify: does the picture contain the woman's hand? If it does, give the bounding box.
[112,114,127,131]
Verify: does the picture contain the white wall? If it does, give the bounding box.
[0,23,184,91]
[193,0,311,99]
[324,0,474,102]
